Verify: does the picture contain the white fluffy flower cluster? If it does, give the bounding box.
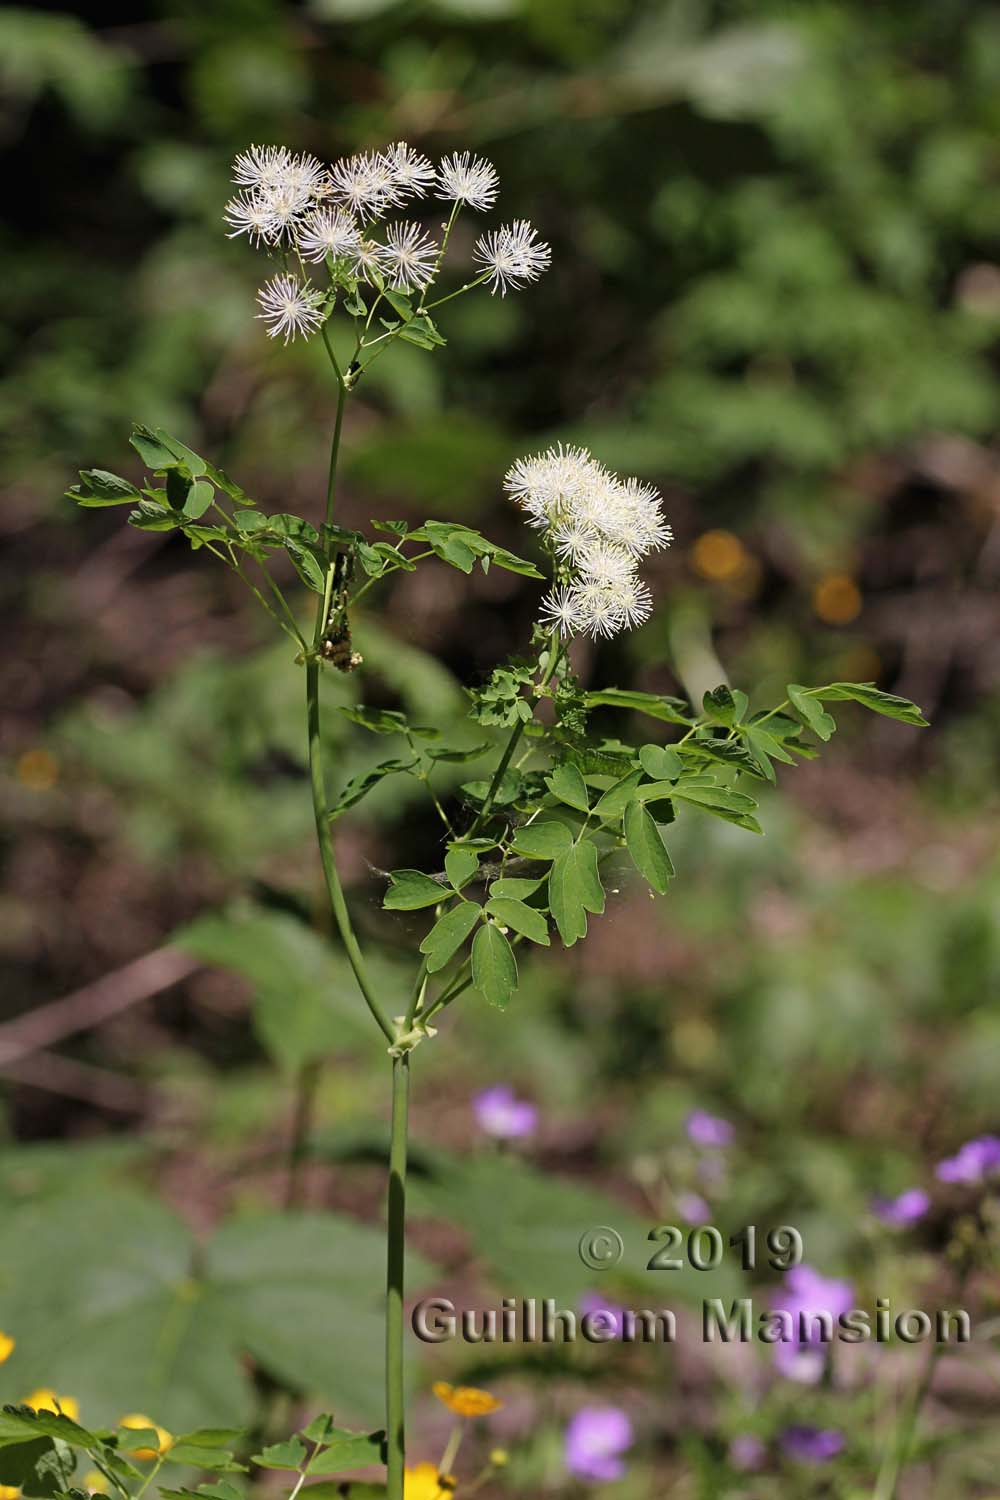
[504,446,672,639]
[223,142,551,342]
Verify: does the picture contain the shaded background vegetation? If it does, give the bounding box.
[2,1,1000,1495]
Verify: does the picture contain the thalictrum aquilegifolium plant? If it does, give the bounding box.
[63,137,929,1500]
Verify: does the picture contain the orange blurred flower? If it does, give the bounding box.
[0,1332,14,1364]
[15,749,58,792]
[812,573,862,625]
[432,1382,502,1418]
[691,529,748,582]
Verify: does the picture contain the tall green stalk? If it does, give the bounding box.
[307,353,409,1499]
[385,1055,410,1498]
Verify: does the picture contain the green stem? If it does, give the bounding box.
[306,660,394,1044]
[468,632,561,835]
[873,1339,945,1500]
[386,1054,410,1500]
[321,343,347,532]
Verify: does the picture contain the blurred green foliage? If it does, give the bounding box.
[3,1,1000,1494]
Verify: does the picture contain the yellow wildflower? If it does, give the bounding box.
[431,1382,502,1418]
[15,750,59,792]
[84,1473,110,1495]
[489,1448,509,1467]
[691,529,748,583]
[119,1414,173,1460]
[0,1332,14,1364]
[404,1463,455,1499]
[0,1486,21,1500]
[812,573,862,625]
[23,1390,79,1422]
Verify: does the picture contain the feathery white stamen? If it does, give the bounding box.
[231,144,292,190]
[509,444,670,640]
[377,222,440,291]
[474,220,551,295]
[255,274,325,344]
[539,585,584,638]
[224,191,277,245]
[435,151,500,212]
[295,206,362,264]
[329,152,402,222]
[575,540,638,588]
[384,141,435,200]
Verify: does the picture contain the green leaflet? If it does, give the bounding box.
[544,762,590,813]
[509,822,574,860]
[488,876,544,899]
[305,1428,388,1474]
[0,1406,100,1450]
[592,768,645,820]
[471,922,518,1008]
[743,724,797,783]
[66,468,141,506]
[485,897,550,946]
[424,741,490,763]
[130,423,207,477]
[702,684,748,725]
[548,841,605,947]
[814,681,929,726]
[444,845,480,891]
[583,688,693,725]
[283,539,326,594]
[787,684,837,742]
[670,781,763,834]
[383,870,446,911]
[419,902,481,973]
[328,759,418,819]
[623,800,674,894]
[251,1438,307,1470]
[638,743,682,781]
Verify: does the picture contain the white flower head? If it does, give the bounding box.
[384,141,435,200]
[231,144,292,190]
[281,151,328,199]
[329,151,403,223]
[504,443,601,529]
[474,220,551,295]
[552,516,600,564]
[570,579,624,639]
[224,190,277,245]
[510,446,669,641]
[576,539,638,589]
[295,206,362,264]
[435,151,500,212]
[615,478,674,555]
[260,180,317,243]
[377,221,440,291]
[255,274,326,344]
[539,585,584,638]
[354,237,384,282]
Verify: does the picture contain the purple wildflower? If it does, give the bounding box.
[771,1265,855,1384]
[685,1109,734,1148]
[936,1135,1000,1185]
[564,1407,633,1482]
[677,1191,711,1224]
[729,1434,766,1471]
[872,1188,930,1226]
[473,1085,538,1140]
[781,1426,844,1464]
[579,1293,626,1339]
